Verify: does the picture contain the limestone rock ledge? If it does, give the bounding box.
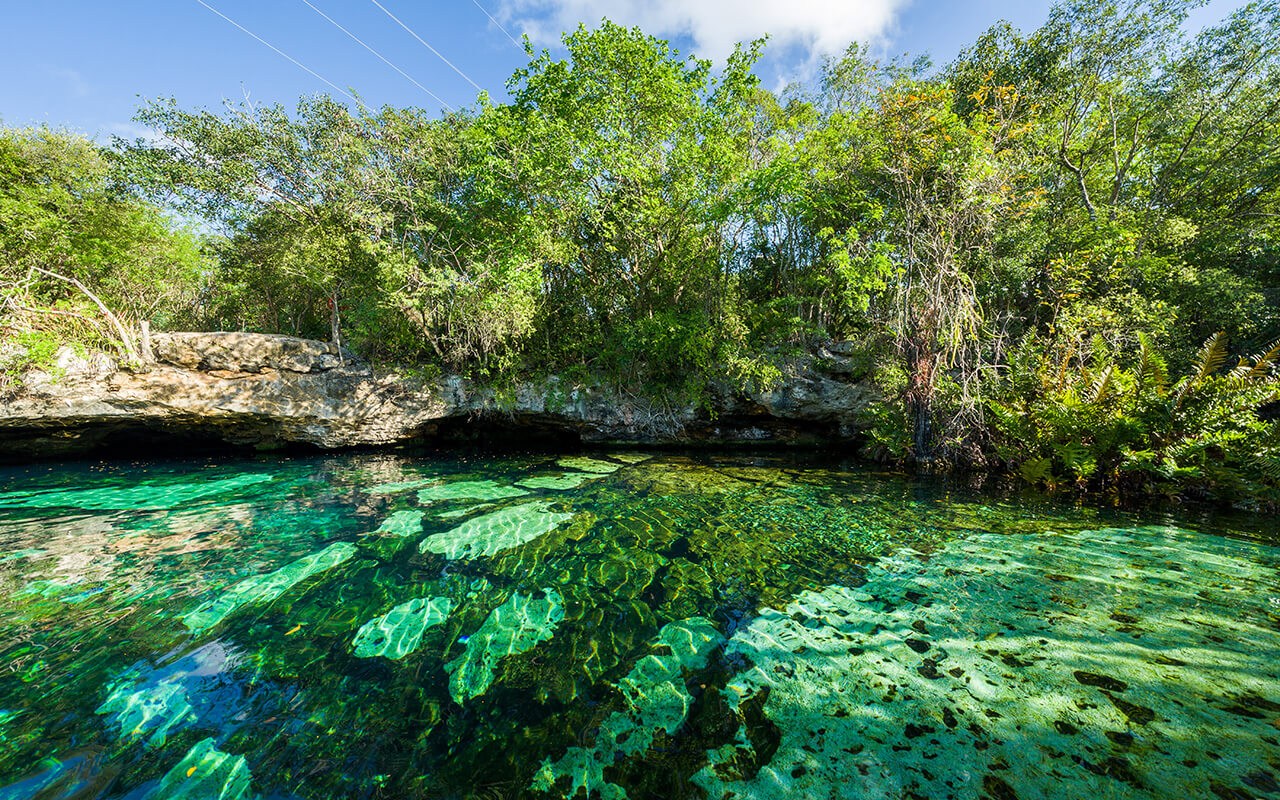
[0,332,880,459]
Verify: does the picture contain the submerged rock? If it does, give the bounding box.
[420,501,573,560]
[368,510,425,538]
[556,457,621,474]
[532,617,722,799]
[182,541,356,633]
[353,596,453,660]
[147,738,253,800]
[691,526,1280,800]
[516,473,600,490]
[416,480,529,504]
[445,590,564,703]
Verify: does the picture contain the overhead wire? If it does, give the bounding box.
[298,0,452,110]
[367,0,486,93]
[468,0,524,51]
[193,0,361,105]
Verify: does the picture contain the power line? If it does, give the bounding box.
[367,0,486,94]
[469,0,523,51]
[194,0,360,105]
[298,0,452,111]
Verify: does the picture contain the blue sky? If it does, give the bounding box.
[0,0,1246,140]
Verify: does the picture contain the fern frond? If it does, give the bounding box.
[1247,340,1280,381]
[1136,332,1168,395]
[1089,365,1114,405]
[1175,331,1229,409]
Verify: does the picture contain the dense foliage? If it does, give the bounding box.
[2,0,1277,503]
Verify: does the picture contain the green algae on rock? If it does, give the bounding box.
[419,501,574,560]
[353,596,453,659]
[515,473,599,491]
[692,526,1280,800]
[0,473,272,510]
[368,509,424,537]
[556,457,622,474]
[532,617,722,799]
[445,589,565,703]
[416,480,530,504]
[147,738,253,800]
[182,541,356,633]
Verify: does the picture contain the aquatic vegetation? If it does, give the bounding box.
[368,509,424,537]
[353,596,453,659]
[692,526,1280,800]
[445,589,565,703]
[0,473,272,510]
[182,541,356,632]
[532,617,721,799]
[148,738,252,800]
[515,473,599,490]
[416,479,529,503]
[1,453,1278,800]
[556,456,622,474]
[420,501,574,560]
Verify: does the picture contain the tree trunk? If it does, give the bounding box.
[329,291,344,365]
[907,347,935,464]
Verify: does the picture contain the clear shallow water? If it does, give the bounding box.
[0,451,1278,800]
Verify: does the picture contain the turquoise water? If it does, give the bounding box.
[0,451,1278,799]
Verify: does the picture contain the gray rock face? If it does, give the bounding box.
[0,332,880,459]
[152,332,354,374]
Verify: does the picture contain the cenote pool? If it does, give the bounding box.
[1,451,1278,799]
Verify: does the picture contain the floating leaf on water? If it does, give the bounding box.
[0,473,273,510]
[182,541,356,633]
[368,510,424,538]
[416,480,530,504]
[445,590,564,703]
[420,501,573,560]
[515,473,598,491]
[532,617,722,798]
[556,457,621,474]
[353,596,453,660]
[147,738,252,800]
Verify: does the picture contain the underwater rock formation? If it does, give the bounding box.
[445,589,565,703]
[420,501,574,560]
[532,617,722,799]
[416,480,529,504]
[147,738,253,800]
[0,332,879,458]
[353,596,453,659]
[515,472,600,490]
[368,510,424,537]
[692,526,1280,800]
[182,541,356,633]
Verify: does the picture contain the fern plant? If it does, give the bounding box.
[989,332,1280,503]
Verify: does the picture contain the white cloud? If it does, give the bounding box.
[499,0,908,60]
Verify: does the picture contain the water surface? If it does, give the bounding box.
[1,452,1277,799]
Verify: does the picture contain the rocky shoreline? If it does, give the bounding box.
[0,332,880,460]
